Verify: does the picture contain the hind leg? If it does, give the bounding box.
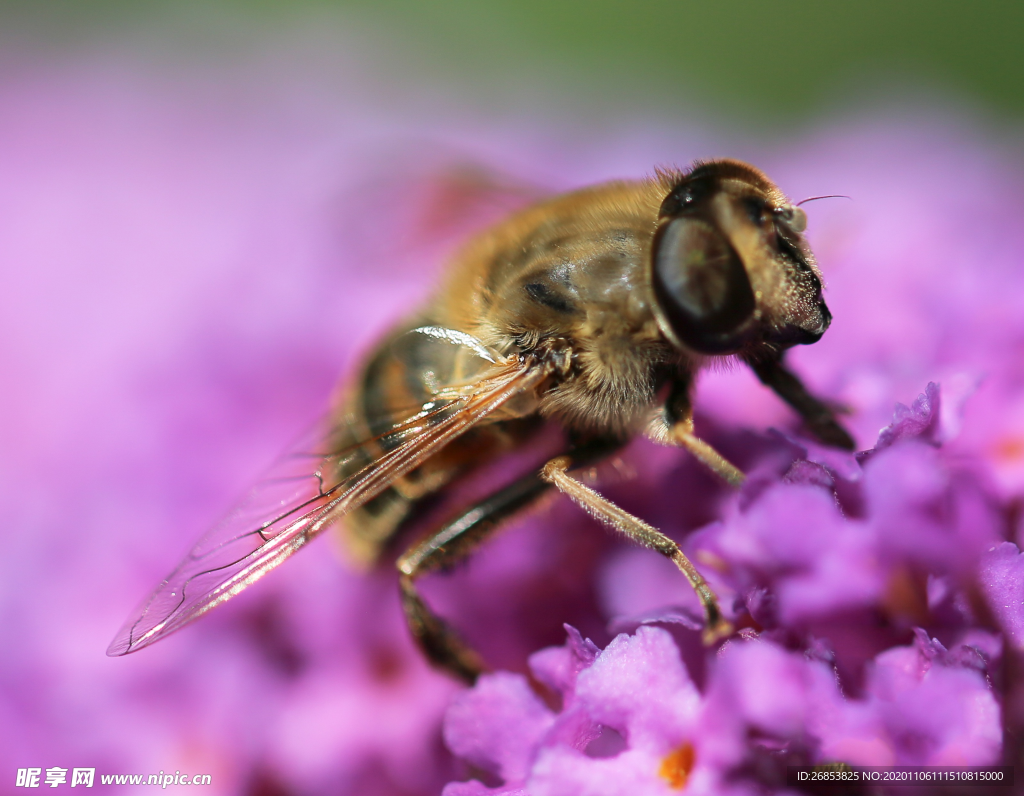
[397,466,555,683]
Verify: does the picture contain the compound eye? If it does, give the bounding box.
[652,216,756,354]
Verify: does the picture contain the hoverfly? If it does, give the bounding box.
[108,159,853,682]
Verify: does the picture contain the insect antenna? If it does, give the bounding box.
[796,194,851,207]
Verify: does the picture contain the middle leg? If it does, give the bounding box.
[540,456,733,645]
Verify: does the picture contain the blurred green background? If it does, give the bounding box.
[2,1,1022,127]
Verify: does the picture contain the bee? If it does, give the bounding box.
[108,159,853,682]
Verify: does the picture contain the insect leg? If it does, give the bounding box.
[671,415,747,487]
[540,456,733,646]
[397,467,554,683]
[397,438,620,683]
[746,353,855,450]
[663,378,746,487]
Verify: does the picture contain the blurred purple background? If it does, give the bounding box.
[2,18,1024,795]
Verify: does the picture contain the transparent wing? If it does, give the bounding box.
[108,330,545,656]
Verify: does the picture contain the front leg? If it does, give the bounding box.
[745,352,855,450]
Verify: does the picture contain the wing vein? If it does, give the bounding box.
[108,353,545,656]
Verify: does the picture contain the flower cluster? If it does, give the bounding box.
[442,386,1011,793]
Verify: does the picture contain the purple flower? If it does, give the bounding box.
[702,416,1001,629]
[980,543,1024,649]
[444,624,1001,794]
[444,627,724,796]
[869,381,944,453]
[444,391,1013,792]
